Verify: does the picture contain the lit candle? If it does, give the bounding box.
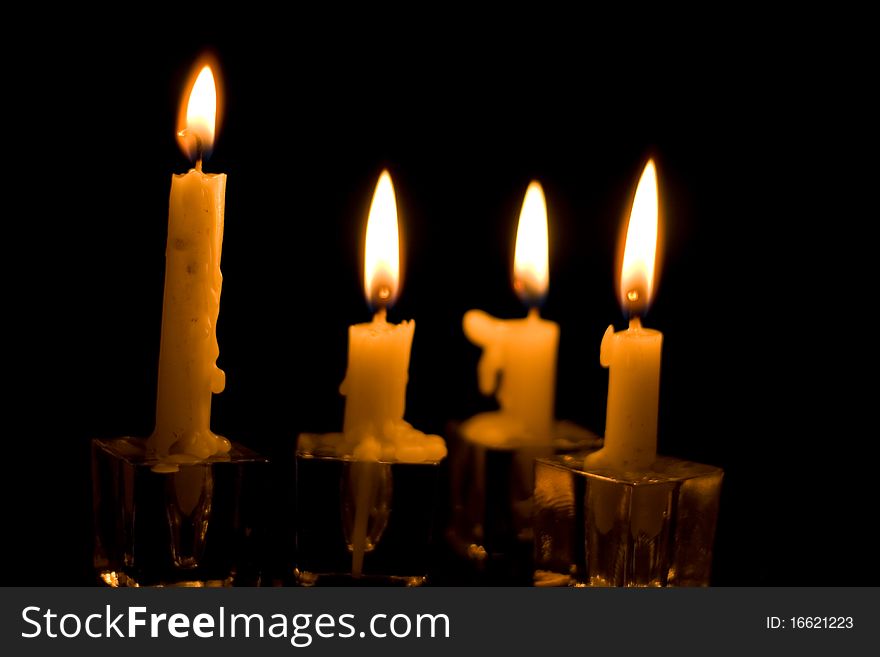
[587,160,662,471]
[340,170,415,443]
[149,61,231,461]
[338,170,445,576]
[463,181,559,443]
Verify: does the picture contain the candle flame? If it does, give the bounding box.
[177,61,219,163]
[513,181,549,306]
[619,160,659,316]
[364,170,401,309]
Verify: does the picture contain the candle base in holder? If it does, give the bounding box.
[447,414,601,583]
[294,433,443,587]
[92,437,269,587]
[533,453,722,587]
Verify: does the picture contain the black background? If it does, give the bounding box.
[4,12,874,585]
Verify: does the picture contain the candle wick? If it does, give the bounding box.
[179,128,205,172]
[374,307,387,323]
[370,283,392,320]
[527,306,540,320]
[629,316,643,330]
[194,133,204,170]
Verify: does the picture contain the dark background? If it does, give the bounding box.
[5,13,874,585]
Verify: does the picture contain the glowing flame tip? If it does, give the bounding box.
[619,160,659,316]
[177,62,218,163]
[364,170,401,309]
[513,181,549,306]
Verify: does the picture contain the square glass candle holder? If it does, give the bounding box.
[294,434,444,586]
[533,453,723,587]
[92,437,269,587]
[447,419,601,583]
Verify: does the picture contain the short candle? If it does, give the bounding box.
[336,170,446,576]
[463,181,559,444]
[340,171,415,443]
[587,159,662,471]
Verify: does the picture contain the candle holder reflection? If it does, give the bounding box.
[294,432,443,586]
[341,460,392,556]
[92,437,268,587]
[533,454,722,587]
[447,419,600,583]
[165,465,213,569]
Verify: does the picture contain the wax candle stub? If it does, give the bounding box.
[329,170,447,579]
[461,180,558,443]
[338,170,446,461]
[340,312,415,442]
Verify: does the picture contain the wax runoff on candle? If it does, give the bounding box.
[463,308,558,441]
[462,181,558,444]
[149,64,230,461]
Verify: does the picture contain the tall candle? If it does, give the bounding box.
[149,63,230,460]
[340,171,415,442]
[463,181,559,442]
[587,160,662,471]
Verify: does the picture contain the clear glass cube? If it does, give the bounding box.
[92,437,269,587]
[533,453,723,587]
[447,419,601,582]
[294,434,443,586]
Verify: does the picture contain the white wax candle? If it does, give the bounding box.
[587,160,662,471]
[339,171,415,443]
[149,64,230,460]
[341,311,415,440]
[595,318,662,470]
[463,181,558,442]
[337,170,448,577]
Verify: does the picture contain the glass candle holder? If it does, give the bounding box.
[447,417,601,583]
[533,453,723,587]
[294,433,444,586]
[92,437,269,587]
